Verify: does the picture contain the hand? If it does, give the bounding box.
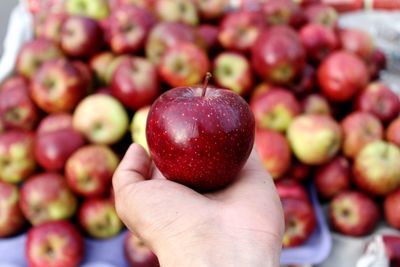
[113,144,284,267]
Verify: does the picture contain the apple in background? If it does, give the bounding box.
[252,25,306,85]
[218,10,265,53]
[314,156,351,200]
[155,0,199,26]
[355,82,400,123]
[369,49,387,80]
[339,28,375,61]
[0,181,26,237]
[90,52,115,84]
[261,0,304,28]
[16,38,64,79]
[79,198,123,239]
[124,232,160,267]
[104,55,130,84]
[115,0,157,9]
[61,15,103,58]
[19,172,78,225]
[111,57,160,110]
[329,191,379,236]
[131,106,151,153]
[317,51,369,102]
[65,0,110,20]
[275,179,309,201]
[73,94,129,145]
[250,83,273,102]
[381,235,400,266]
[286,160,311,182]
[105,6,156,54]
[194,0,228,21]
[287,114,342,165]
[66,145,119,197]
[302,94,331,116]
[384,188,400,229]
[26,221,84,267]
[387,118,400,147]
[213,52,253,96]
[34,113,85,171]
[0,131,36,184]
[255,129,291,180]
[72,60,93,92]
[288,64,316,97]
[282,198,316,247]
[36,13,67,44]
[304,4,338,28]
[341,111,383,159]
[250,88,301,132]
[158,43,210,87]
[146,77,255,192]
[197,24,219,52]
[353,141,400,196]
[299,23,339,63]
[0,76,39,131]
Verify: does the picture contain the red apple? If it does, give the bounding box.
[252,25,306,85]
[304,4,338,28]
[314,156,351,200]
[255,129,291,180]
[36,13,67,44]
[329,191,379,236]
[111,56,160,110]
[384,188,400,229]
[286,160,311,182]
[0,181,26,237]
[250,88,301,132]
[72,60,93,92]
[341,111,384,159]
[288,64,316,97]
[158,42,210,87]
[387,117,400,147]
[124,232,160,267]
[250,82,273,102]
[261,0,304,28]
[302,93,331,115]
[339,28,375,61]
[90,52,115,84]
[369,48,387,80]
[355,82,400,123]
[287,114,342,165]
[146,76,255,191]
[353,141,400,196]
[317,51,369,102]
[104,55,130,84]
[275,179,309,201]
[194,0,228,20]
[0,131,36,184]
[19,172,78,225]
[155,0,199,26]
[26,221,84,267]
[197,24,219,51]
[382,235,400,266]
[79,198,123,239]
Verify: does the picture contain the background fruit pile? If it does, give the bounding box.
[0,0,399,266]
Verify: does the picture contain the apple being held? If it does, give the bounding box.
[131,106,151,153]
[124,232,160,267]
[287,114,342,165]
[275,179,308,201]
[155,0,199,26]
[26,221,84,267]
[353,141,400,196]
[0,131,36,184]
[73,94,129,145]
[0,181,26,237]
[387,117,400,147]
[146,74,255,192]
[194,0,228,21]
[384,188,400,230]
[329,191,379,236]
[65,0,110,20]
[20,172,78,225]
[339,28,375,61]
[302,94,331,116]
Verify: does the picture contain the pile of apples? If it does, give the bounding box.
[0,0,400,266]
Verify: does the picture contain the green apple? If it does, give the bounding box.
[130,106,150,154]
[65,0,110,20]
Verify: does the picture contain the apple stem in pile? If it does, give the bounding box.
[202,72,212,97]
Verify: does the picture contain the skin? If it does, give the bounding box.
[113,144,284,267]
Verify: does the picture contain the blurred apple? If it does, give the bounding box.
[302,94,331,115]
[288,64,316,97]
[131,106,150,153]
[0,181,26,237]
[275,179,309,201]
[384,188,400,230]
[65,0,110,20]
[369,49,387,80]
[124,232,160,267]
[36,13,67,44]
[261,0,304,28]
[90,52,115,84]
[155,0,199,26]
[339,28,374,61]
[286,160,311,182]
[194,0,228,20]
[197,24,219,52]
[104,55,130,84]
[304,4,338,28]
[387,117,400,147]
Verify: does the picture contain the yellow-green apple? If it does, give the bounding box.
[19,172,78,225]
[158,43,210,87]
[355,82,400,123]
[26,221,84,267]
[384,188,400,230]
[131,106,150,153]
[66,145,119,197]
[65,0,110,20]
[213,52,253,96]
[124,232,160,267]
[155,0,199,26]
[90,52,115,84]
[252,25,306,85]
[302,93,331,116]
[111,56,160,110]
[329,191,379,236]
[78,198,123,239]
[317,51,369,102]
[287,114,342,165]
[34,113,85,171]
[261,0,304,28]
[250,88,301,132]
[314,156,351,200]
[73,94,129,145]
[339,28,374,61]
[353,141,400,196]
[146,75,255,191]
[0,181,26,237]
[104,55,130,84]
[16,39,64,79]
[341,111,383,159]
[194,0,228,20]
[286,160,311,182]
[0,131,36,184]
[30,59,87,113]
[255,129,291,180]
[36,13,67,44]
[304,4,338,28]
[218,10,265,52]
[387,117,400,147]
[275,179,309,201]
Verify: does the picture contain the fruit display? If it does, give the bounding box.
[0,0,400,266]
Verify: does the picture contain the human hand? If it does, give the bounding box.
[113,144,284,267]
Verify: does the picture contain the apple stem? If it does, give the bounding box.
[202,72,212,97]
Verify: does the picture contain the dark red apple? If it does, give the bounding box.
[384,188,400,230]
[72,60,93,92]
[286,160,311,182]
[275,179,309,201]
[261,0,304,28]
[302,93,331,115]
[0,181,26,237]
[387,117,400,147]
[197,24,219,51]
[146,76,255,191]
[124,232,160,267]
[382,235,400,267]
[288,64,316,97]
[339,28,375,61]
[369,49,387,80]
[304,4,338,28]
